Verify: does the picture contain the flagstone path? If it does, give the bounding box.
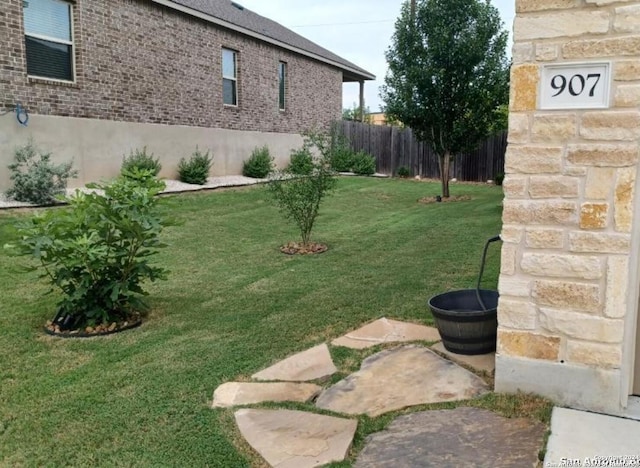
[211,318,545,467]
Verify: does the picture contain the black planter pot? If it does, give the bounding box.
[428,289,498,355]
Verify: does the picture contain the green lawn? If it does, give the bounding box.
[0,178,549,466]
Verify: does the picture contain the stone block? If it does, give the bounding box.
[526,228,564,249]
[566,341,622,369]
[512,42,534,65]
[505,146,563,174]
[498,299,537,330]
[605,256,629,319]
[521,253,602,280]
[501,244,517,275]
[536,44,559,61]
[614,5,640,34]
[503,200,577,225]
[498,330,560,361]
[579,202,609,230]
[563,35,640,59]
[564,166,588,177]
[529,176,579,199]
[587,0,630,4]
[539,308,624,343]
[515,12,610,41]
[533,280,601,313]
[510,64,539,112]
[501,226,524,244]
[567,144,639,167]
[615,60,640,81]
[580,112,640,141]
[531,114,576,142]
[508,113,529,144]
[615,84,640,107]
[503,176,528,198]
[498,276,532,298]
[585,168,616,200]
[614,167,635,233]
[569,231,631,254]
[516,0,582,12]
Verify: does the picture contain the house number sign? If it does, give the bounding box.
[539,62,611,110]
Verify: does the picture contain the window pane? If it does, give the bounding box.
[279,63,286,110]
[24,0,71,41]
[222,49,236,78]
[25,36,72,80]
[223,78,237,105]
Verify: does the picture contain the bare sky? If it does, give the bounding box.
[234,1,515,112]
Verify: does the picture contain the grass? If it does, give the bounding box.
[0,177,551,466]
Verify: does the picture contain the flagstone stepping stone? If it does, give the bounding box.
[431,342,496,374]
[354,407,546,467]
[252,343,337,382]
[315,345,488,417]
[331,317,441,349]
[212,382,322,408]
[235,408,357,468]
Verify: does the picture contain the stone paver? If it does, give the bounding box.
[235,409,357,468]
[315,345,488,417]
[431,342,496,374]
[252,343,337,382]
[212,382,321,408]
[332,317,441,349]
[355,407,546,467]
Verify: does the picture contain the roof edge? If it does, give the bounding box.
[152,0,376,81]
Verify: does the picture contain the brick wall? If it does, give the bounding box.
[497,0,640,410]
[0,0,342,133]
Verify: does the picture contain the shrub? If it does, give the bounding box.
[9,169,169,330]
[286,147,314,175]
[121,147,161,177]
[351,151,376,176]
[243,146,274,178]
[397,166,411,178]
[178,147,213,185]
[329,139,355,172]
[495,172,505,186]
[267,130,337,245]
[6,140,77,205]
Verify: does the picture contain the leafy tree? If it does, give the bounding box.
[342,102,372,123]
[381,0,509,197]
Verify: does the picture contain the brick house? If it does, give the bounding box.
[0,0,374,189]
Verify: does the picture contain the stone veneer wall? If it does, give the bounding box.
[496,0,640,413]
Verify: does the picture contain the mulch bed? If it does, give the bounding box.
[418,195,472,204]
[44,314,142,338]
[280,242,328,255]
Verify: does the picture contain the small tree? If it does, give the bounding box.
[8,169,169,331]
[381,0,509,197]
[342,102,372,123]
[267,130,337,246]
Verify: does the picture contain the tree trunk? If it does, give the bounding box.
[438,152,451,198]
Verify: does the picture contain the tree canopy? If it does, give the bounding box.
[381,0,510,197]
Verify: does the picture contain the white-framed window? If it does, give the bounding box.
[222,48,237,106]
[278,61,287,111]
[23,0,75,82]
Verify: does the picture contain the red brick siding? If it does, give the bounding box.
[0,0,343,132]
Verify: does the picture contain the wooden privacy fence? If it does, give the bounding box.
[337,121,507,182]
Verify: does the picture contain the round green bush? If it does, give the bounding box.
[121,147,161,176]
[287,148,314,175]
[351,151,376,176]
[243,146,274,178]
[178,148,213,185]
